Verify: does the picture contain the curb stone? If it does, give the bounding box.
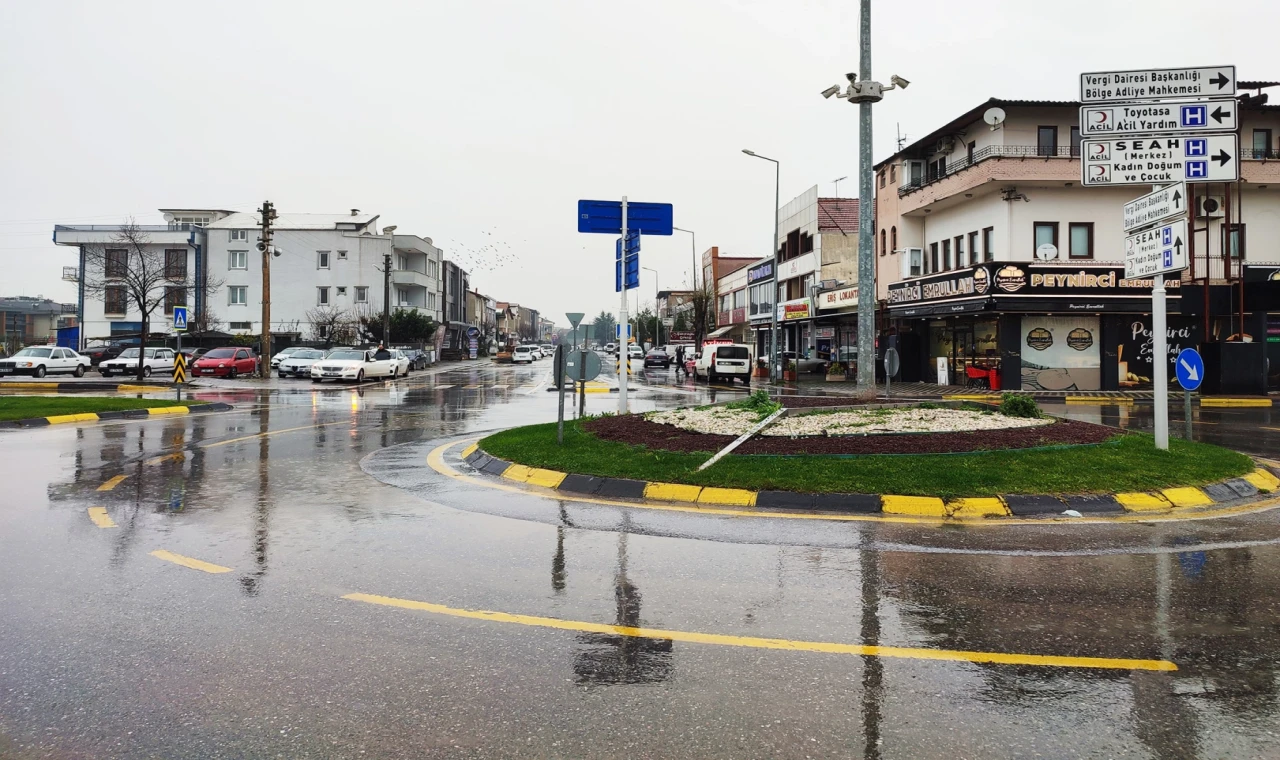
[0,403,233,430]
[464,446,1277,520]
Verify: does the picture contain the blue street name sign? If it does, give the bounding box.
[615,252,639,292]
[578,200,674,235]
[1175,347,1203,391]
[172,306,188,332]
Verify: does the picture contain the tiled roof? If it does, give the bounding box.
[818,198,859,233]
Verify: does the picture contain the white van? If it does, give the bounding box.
[693,344,752,385]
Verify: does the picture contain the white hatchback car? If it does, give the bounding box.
[309,348,396,383]
[0,346,89,378]
[511,345,535,364]
[98,347,177,378]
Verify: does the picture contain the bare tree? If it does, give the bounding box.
[81,220,202,381]
[305,306,356,347]
[689,278,717,350]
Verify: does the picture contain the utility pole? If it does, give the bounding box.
[381,225,397,346]
[257,200,276,377]
[855,0,875,391]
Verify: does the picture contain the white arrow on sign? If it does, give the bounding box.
[1180,358,1200,382]
[1083,134,1238,187]
[1080,66,1235,103]
[1080,98,1238,137]
[1123,183,1186,232]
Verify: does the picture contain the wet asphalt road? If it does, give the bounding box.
[3,361,1280,759]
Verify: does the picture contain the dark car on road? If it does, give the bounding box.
[643,347,671,369]
[82,342,130,366]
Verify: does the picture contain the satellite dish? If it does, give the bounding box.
[983,107,1006,127]
[1036,243,1058,261]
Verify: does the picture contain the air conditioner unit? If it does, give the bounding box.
[936,137,956,154]
[1196,196,1225,218]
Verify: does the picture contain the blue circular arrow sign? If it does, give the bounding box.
[1175,347,1203,391]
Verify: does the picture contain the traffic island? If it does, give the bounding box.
[0,397,231,429]
[470,396,1272,520]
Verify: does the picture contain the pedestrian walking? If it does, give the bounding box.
[674,345,685,379]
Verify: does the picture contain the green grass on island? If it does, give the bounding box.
[0,396,205,422]
[479,420,1254,498]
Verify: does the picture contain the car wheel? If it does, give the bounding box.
[34,365,46,378]
[356,370,364,383]
[73,364,85,377]
[312,378,323,383]
[141,366,152,377]
[100,370,111,377]
[228,368,238,379]
[278,373,288,379]
[389,367,397,379]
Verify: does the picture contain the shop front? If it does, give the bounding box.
[886,263,1183,392]
[815,285,860,366]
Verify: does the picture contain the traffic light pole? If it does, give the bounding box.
[258,200,276,378]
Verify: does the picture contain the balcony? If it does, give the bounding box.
[391,269,432,289]
[899,145,1080,198]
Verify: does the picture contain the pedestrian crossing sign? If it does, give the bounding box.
[173,352,187,384]
[173,307,188,332]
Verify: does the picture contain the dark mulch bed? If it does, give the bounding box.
[582,414,1117,456]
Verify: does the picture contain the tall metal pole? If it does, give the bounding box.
[1153,273,1169,449]
[383,250,392,345]
[770,160,780,385]
[258,200,275,378]
[617,197,629,414]
[855,0,876,390]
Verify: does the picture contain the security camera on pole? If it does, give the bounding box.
[256,200,278,378]
[1079,64,1238,450]
[821,0,910,391]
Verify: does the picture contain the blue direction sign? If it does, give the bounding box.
[1175,348,1203,391]
[578,200,674,235]
[615,251,639,292]
[172,306,188,332]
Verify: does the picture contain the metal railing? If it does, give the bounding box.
[1240,147,1278,160]
[54,224,202,232]
[899,145,1080,196]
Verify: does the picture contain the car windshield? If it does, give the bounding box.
[514,347,530,353]
[647,349,665,356]
[204,348,236,359]
[717,347,750,360]
[277,347,300,355]
[117,348,141,359]
[326,350,365,361]
[15,347,53,357]
[294,350,324,359]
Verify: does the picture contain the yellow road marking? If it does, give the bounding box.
[644,482,704,503]
[1117,492,1171,511]
[882,494,946,516]
[202,421,348,449]
[1201,398,1272,407]
[698,487,757,507]
[947,497,1009,518]
[1065,396,1134,404]
[1161,487,1212,508]
[87,507,117,528]
[1244,468,1280,492]
[145,452,186,466]
[343,592,1175,671]
[97,474,127,491]
[502,463,533,482]
[46,413,100,424]
[525,468,567,489]
[146,406,190,416]
[149,549,232,574]
[942,394,994,401]
[116,384,155,392]
[461,443,479,459]
[428,442,1280,526]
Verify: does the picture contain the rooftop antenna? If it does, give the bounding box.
[896,123,907,152]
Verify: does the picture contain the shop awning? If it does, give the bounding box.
[706,325,736,338]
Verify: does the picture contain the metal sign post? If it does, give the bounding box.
[884,346,899,400]
[617,199,629,413]
[172,306,187,401]
[1175,348,1204,442]
[555,345,566,444]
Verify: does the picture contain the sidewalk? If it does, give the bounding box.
[764,377,1275,405]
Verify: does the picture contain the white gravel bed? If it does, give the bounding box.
[648,406,1051,437]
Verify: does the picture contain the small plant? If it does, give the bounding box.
[756,358,767,369]
[827,361,846,374]
[725,389,782,420]
[999,393,1041,419]
[786,360,797,371]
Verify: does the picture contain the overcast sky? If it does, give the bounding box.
[1,0,1274,324]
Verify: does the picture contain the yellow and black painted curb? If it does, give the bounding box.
[0,381,166,392]
[0,402,234,430]
[939,391,1273,408]
[460,444,1280,519]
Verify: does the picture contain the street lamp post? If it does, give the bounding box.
[821,0,909,391]
[742,149,780,385]
[642,266,660,348]
[673,227,696,290]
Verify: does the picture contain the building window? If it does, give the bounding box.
[163,286,186,314]
[733,289,746,309]
[929,242,939,274]
[105,249,127,278]
[1254,129,1274,158]
[878,171,885,189]
[397,288,409,306]
[941,239,952,270]
[396,254,409,271]
[104,286,127,314]
[164,249,187,279]
[317,251,330,269]
[1068,222,1093,259]
[880,229,886,256]
[228,250,247,269]
[229,286,247,305]
[1224,223,1245,259]
[229,321,251,331]
[427,291,436,309]
[337,250,348,260]
[355,286,368,303]
[909,249,922,277]
[891,226,897,253]
[890,165,896,183]
[967,141,976,165]
[1070,127,1082,157]
[1034,222,1059,255]
[317,287,330,305]
[955,235,966,268]
[229,230,247,242]
[983,227,995,262]
[928,156,946,181]
[1038,126,1058,157]
[336,286,347,297]
[968,231,979,264]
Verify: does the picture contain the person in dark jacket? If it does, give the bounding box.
[374,343,391,361]
[674,345,685,379]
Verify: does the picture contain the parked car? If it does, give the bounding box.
[390,349,412,377]
[269,346,309,369]
[779,351,827,374]
[0,346,89,378]
[643,347,671,369]
[511,345,535,364]
[393,347,429,370]
[309,348,396,383]
[192,347,258,378]
[99,347,177,378]
[277,348,326,378]
[539,344,555,357]
[178,347,211,363]
[82,342,130,366]
[694,344,752,385]
[627,344,644,362]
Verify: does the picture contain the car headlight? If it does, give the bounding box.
[218,363,225,368]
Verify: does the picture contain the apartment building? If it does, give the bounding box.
[874,92,1280,392]
[391,234,443,323]
[0,296,75,351]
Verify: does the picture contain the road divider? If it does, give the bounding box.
[87,507,117,528]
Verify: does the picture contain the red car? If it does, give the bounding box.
[193,347,258,378]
